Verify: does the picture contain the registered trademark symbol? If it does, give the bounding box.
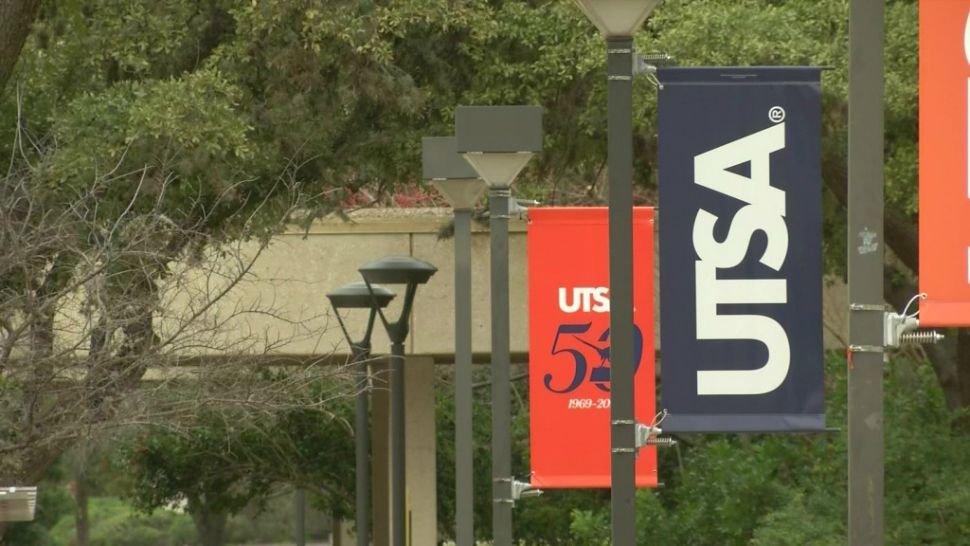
[768,106,786,123]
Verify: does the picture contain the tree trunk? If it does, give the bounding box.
[75,476,90,546]
[191,508,228,546]
[0,0,42,91]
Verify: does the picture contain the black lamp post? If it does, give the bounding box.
[455,105,542,546]
[422,136,485,546]
[570,2,659,544]
[358,256,437,546]
[327,281,396,546]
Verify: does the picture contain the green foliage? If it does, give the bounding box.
[47,497,195,546]
[434,366,495,539]
[121,384,356,543]
[563,353,970,545]
[123,416,274,518]
[0,0,923,248]
[0,0,925,324]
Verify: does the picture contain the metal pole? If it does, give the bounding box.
[607,35,637,546]
[354,345,371,546]
[391,340,406,546]
[454,208,475,546]
[294,489,306,546]
[848,0,885,544]
[489,188,513,546]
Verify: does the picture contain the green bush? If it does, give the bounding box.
[48,497,194,546]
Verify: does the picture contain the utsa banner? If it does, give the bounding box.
[527,208,657,488]
[657,67,825,432]
[919,0,970,326]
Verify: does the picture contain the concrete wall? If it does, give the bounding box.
[197,208,531,360]
[197,207,846,360]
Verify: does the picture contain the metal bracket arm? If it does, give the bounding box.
[493,477,541,505]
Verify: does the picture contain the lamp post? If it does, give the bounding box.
[327,281,396,546]
[358,256,437,546]
[455,105,542,546]
[847,0,885,543]
[422,136,486,546]
[569,2,659,544]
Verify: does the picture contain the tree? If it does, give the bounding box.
[0,161,345,488]
[0,0,369,513]
[123,393,356,546]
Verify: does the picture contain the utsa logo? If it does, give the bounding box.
[693,122,790,396]
[558,287,610,313]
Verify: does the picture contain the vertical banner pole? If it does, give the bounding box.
[354,345,370,546]
[848,0,885,544]
[454,208,475,546]
[391,340,406,546]
[607,35,637,546]
[490,188,513,546]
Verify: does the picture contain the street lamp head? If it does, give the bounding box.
[359,256,437,344]
[327,281,396,310]
[358,256,437,286]
[455,105,543,189]
[422,136,486,210]
[573,0,661,37]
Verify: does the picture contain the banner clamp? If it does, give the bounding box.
[849,303,888,312]
[847,344,883,354]
[493,477,542,505]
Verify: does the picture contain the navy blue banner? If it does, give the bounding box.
[657,67,824,432]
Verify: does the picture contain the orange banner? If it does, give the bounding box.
[920,0,970,325]
[527,208,657,488]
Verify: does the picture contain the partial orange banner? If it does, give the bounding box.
[919,0,970,325]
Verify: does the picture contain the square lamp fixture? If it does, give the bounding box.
[572,0,661,37]
[455,106,543,188]
[422,136,486,210]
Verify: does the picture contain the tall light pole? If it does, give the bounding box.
[327,281,396,546]
[358,256,436,546]
[455,105,542,546]
[847,0,884,543]
[569,2,659,544]
[422,136,486,546]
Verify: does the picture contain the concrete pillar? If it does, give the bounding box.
[404,356,437,546]
[370,355,437,546]
[371,358,392,546]
[332,518,356,546]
